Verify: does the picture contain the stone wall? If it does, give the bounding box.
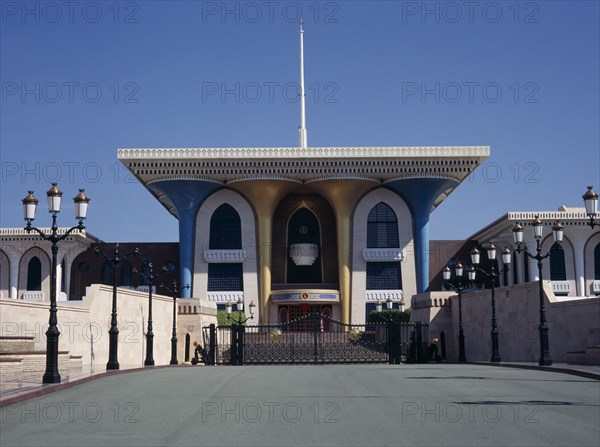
[412,282,600,363]
[0,285,217,368]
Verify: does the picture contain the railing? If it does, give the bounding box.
[365,290,403,302]
[21,291,45,301]
[551,281,571,296]
[204,314,430,365]
[203,249,246,263]
[362,248,403,262]
[206,291,244,303]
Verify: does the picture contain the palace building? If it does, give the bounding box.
[117,146,489,325]
[116,22,490,325]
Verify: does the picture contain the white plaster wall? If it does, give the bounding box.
[1,231,93,300]
[421,283,600,363]
[0,250,9,298]
[584,231,600,296]
[18,247,51,300]
[193,189,259,319]
[0,285,216,368]
[351,188,415,324]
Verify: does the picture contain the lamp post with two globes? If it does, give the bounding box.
[582,186,598,228]
[443,262,476,363]
[470,245,512,363]
[22,184,90,384]
[512,216,564,366]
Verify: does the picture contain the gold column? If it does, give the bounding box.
[230,180,295,324]
[336,205,352,325]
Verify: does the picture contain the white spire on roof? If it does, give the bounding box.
[298,18,308,149]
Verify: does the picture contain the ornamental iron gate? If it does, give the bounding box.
[203,313,430,365]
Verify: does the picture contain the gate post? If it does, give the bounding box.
[388,321,401,364]
[209,324,216,365]
[387,322,396,364]
[313,313,319,363]
[230,325,238,366]
[440,331,446,361]
[415,322,423,363]
[238,324,245,366]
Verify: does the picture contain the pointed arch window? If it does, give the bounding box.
[210,204,242,249]
[140,260,151,286]
[27,256,42,291]
[61,259,66,292]
[367,203,399,248]
[594,243,600,280]
[101,261,113,285]
[549,244,567,281]
[120,259,133,287]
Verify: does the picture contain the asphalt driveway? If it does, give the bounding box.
[1,364,599,447]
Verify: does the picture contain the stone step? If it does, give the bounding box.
[0,358,24,381]
[0,336,36,353]
[70,355,83,370]
[566,346,600,366]
[0,351,71,373]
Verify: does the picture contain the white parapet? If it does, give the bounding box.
[203,249,247,263]
[206,291,244,303]
[363,248,403,262]
[21,291,45,301]
[365,290,403,302]
[551,281,570,296]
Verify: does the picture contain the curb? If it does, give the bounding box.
[0,364,180,408]
[468,361,600,380]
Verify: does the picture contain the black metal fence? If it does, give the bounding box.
[202,313,430,365]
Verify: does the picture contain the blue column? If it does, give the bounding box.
[385,178,458,293]
[148,180,222,298]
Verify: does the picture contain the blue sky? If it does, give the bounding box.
[1,0,599,242]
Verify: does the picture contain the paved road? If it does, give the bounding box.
[1,364,598,447]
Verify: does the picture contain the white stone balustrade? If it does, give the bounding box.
[203,249,247,263]
[362,248,403,262]
[206,291,244,303]
[20,291,45,301]
[365,290,403,302]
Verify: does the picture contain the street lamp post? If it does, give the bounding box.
[583,186,598,228]
[226,299,256,366]
[94,244,139,371]
[135,263,169,366]
[442,262,476,363]
[22,184,90,384]
[226,298,256,325]
[471,245,512,363]
[159,279,190,365]
[375,297,403,364]
[512,216,563,366]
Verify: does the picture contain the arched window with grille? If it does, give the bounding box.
[101,260,113,285]
[27,256,42,291]
[594,243,600,280]
[367,202,399,248]
[140,260,151,286]
[120,259,133,287]
[549,244,567,281]
[208,204,243,291]
[366,203,401,292]
[61,259,66,292]
[210,204,242,249]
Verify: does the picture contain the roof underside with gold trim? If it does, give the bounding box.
[118,146,490,218]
